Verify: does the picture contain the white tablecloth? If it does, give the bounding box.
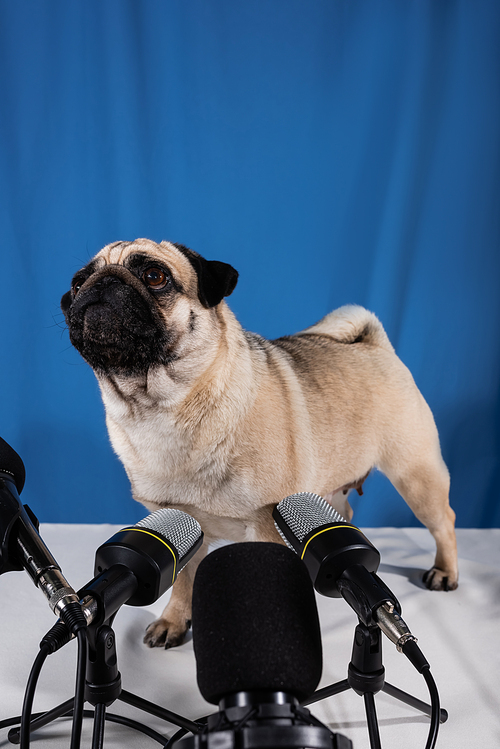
[1,525,499,748]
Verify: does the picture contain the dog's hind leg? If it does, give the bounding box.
[380,448,458,591]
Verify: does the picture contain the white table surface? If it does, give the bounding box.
[1,525,499,749]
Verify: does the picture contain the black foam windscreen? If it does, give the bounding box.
[0,436,26,494]
[192,542,323,705]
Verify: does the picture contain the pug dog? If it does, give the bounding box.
[61,238,458,648]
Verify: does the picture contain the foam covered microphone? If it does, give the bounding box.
[273,493,417,654]
[179,542,352,749]
[193,542,322,704]
[0,436,85,633]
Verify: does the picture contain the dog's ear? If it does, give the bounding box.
[174,244,239,308]
[194,258,239,308]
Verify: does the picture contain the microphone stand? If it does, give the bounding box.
[7,615,204,748]
[302,619,448,749]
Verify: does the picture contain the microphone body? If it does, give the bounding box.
[1,436,203,641]
[0,435,81,623]
[42,508,204,652]
[192,541,323,705]
[91,507,204,610]
[273,493,416,652]
[178,541,352,749]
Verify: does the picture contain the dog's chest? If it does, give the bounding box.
[105,406,256,517]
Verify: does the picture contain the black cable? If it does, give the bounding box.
[19,644,50,748]
[84,710,171,745]
[164,727,190,749]
[69,628,87,749]
[3,709,172,746]
[422,666,440,749]
[17,601,88,749]
[401,639,442,749]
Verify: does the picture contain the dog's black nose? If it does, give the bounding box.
[93,274,123,289]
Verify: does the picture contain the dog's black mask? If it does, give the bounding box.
[61,266,175,375]
[61,246,239,376]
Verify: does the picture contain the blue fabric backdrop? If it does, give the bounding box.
[0,0,498,527]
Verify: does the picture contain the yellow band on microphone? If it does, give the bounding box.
[121,527,177,583]
[301,525,359,561]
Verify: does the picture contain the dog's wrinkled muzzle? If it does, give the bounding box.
[64,266,171,375]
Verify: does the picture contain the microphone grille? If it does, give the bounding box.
[135,509,202,562]
[275,492,346,543]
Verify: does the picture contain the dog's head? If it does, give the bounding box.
[61,239,238,375]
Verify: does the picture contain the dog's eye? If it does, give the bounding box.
[72,280,82,295]
[143,267,168,289]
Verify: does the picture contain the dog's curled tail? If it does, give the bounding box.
[301,305,395,353]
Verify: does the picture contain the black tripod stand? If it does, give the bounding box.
[303,620,448,749]
[8,619,205,748]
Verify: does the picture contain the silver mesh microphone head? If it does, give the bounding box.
[274,492,347,545]
[135,509,202,563]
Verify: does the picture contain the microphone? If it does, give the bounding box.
[193,541,322,704]
[91,507,204,608]
[0,434,25,494]
[0,436,84,633]
[0,434,203,639]
[273,492,418,655]
[180,542,352,749]
[41,507,204,652]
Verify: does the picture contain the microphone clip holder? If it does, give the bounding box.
[303,618,448,749]
[7,591,206,748]
[335,564,402,628]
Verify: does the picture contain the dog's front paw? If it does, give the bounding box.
[423,567,458,591]
[143,617,192,649]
